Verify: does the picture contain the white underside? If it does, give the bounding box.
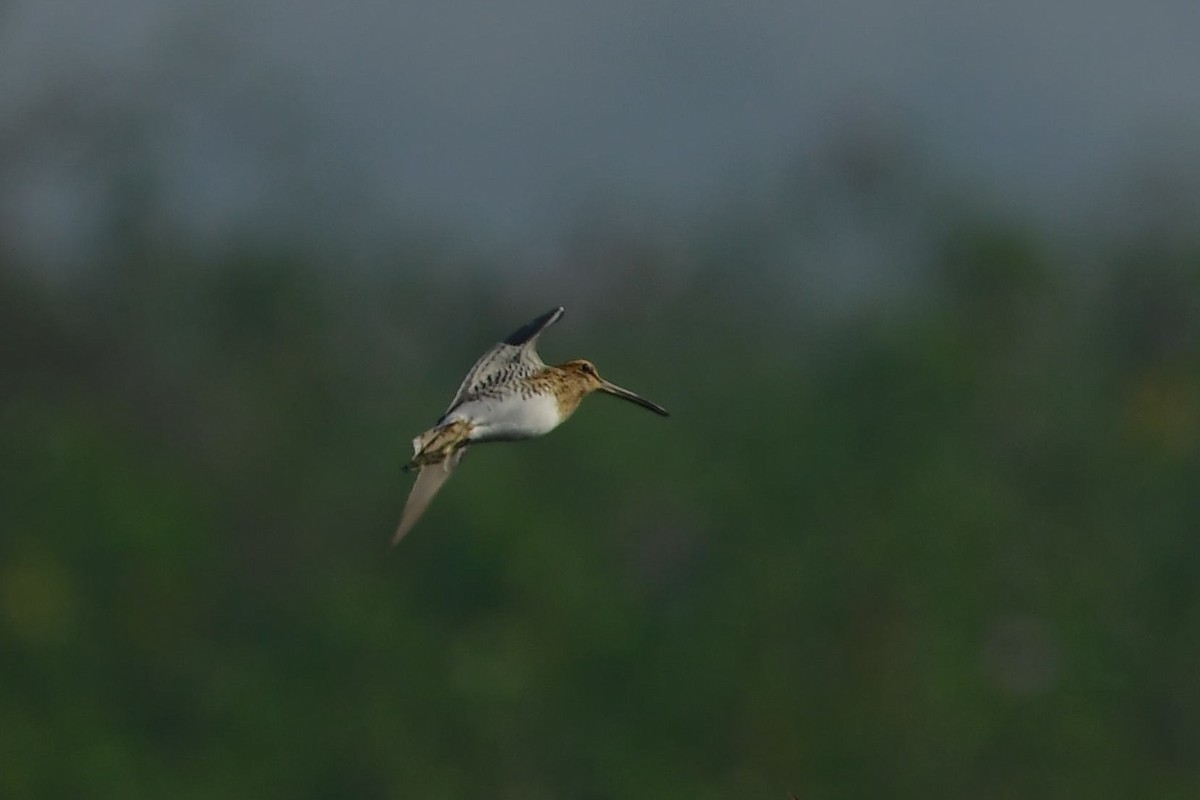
[446,392,563,443]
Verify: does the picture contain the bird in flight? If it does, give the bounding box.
[391,306,668,545]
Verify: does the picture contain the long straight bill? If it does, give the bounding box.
[599,380,669,417]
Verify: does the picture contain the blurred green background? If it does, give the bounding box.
[4,4,1200,799]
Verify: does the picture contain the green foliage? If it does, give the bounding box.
[2,219,1199,799]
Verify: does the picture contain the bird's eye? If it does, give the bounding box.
[582,363,595,374]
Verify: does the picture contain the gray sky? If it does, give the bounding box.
[3,0,1200,264]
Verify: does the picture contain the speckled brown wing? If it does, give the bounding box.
[441,307,564,417]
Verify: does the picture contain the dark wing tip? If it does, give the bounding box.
[503,306,565,346]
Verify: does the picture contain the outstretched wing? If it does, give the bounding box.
[442,306,564,414]
[391,447,466,545]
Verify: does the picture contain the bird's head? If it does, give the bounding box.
[557,359,669,417]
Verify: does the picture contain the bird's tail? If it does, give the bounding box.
[406,420,473,470]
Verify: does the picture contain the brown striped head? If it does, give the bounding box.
[555,359,669,417]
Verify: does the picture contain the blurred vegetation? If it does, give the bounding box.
[3,158,1200,800]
